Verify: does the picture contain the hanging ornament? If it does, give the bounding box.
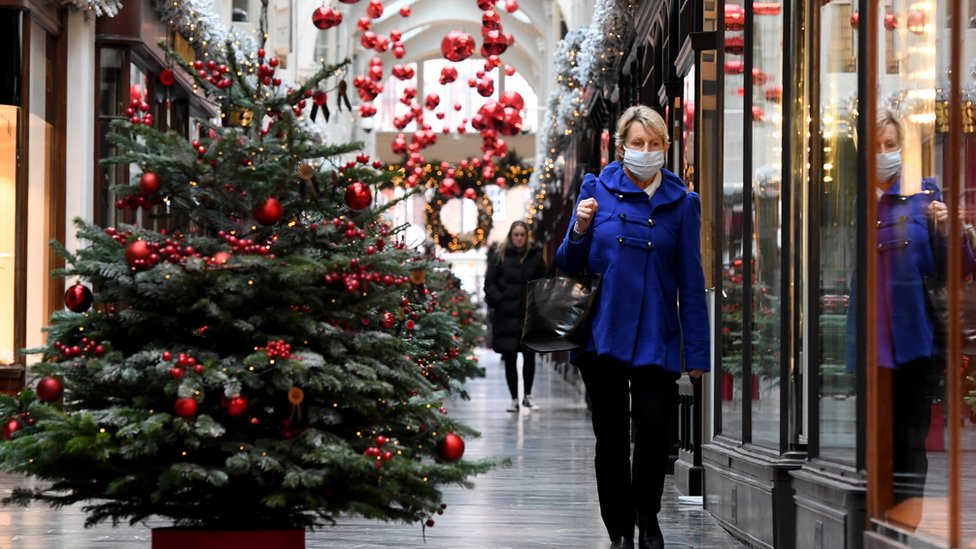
[2,419,21,440]
[497,107,523,136]
[725,36,745,55]
[439,177,461,197]
[476,77,495,97]
[253,197,283,226]
[159,69,175,87]
[482,9,501,29]
[400,6,411,16]
[463,187,477,200]
[36,376,64,403]
[338,0,360,3]
[139,172,161,195]
[425,93,441,111]
[345,182,373,211]
[439,66,459,84]
[64,283,93,313]
[850,11,859,28]
[499,91,524,111]
[174,397,198,418]
[482,29,508,56]
[125,240,153,269]
[724,4,744,31]
[884,13,897,31]
[765,85,783,103]
[367,0,384,18]
[476,0,494,10]
[437,433,465,461]
[504,0,519,12]
[907,10,926,34]
[312,6,342,29]
[441,31,476,62]
[221,395,249,418]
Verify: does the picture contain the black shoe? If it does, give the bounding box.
[638,514,664,549]
[610,537,635,549]
[638,537,664,549]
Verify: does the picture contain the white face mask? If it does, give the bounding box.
[876,150,901,183]
[623,148,665,182]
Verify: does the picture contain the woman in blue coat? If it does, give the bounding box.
[555,105,709,549]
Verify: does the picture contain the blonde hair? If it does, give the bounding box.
[614,105,670,162]
[876,107,905,149]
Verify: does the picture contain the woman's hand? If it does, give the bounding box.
[688,369,704,379]
[574,198,599,234]
[928,200,963,237]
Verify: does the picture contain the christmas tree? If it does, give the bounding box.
[0,44,495,531]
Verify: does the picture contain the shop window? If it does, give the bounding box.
[0,105,15,365]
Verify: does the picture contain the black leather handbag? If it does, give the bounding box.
[520,264,602,353]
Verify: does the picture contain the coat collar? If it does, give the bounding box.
[599,161,687,206]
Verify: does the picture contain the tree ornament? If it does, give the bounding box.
[344,182,373,211]
[64,283,93,312]
[125,240,153,269]
[139,172,161,195]
[36,376,64,402]
[497,107,523,136]
[439,66,458,84]
[2,419,20,440]
[499,91,525,111]
[159,69,175,87]
[504,0,519,12]
[312,6,342,30]
[437,433,465,461]
[441,31,476,62]
[221,395,248,418]
[367,0,383,18]
[253,197,283,225]
[174,397,198,418]
[482,29,508,56]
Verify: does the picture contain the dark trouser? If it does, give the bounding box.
[578,355,678,542]
[502,351,536,400]
[892,357,942,503]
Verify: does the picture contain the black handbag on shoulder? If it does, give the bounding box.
[520,261,602,353]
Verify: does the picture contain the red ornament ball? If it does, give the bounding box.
[441,31,476,62]
[36,376,63,402]
[64,283,93,312]
[344,182,373,211]
[222,395,249,418]
[367,0,384,18]
[850,11,859,28]
[437,433,465,461]
[125,240,152,268]
[174,397,198,418]
[312,6,342,30]
[504,0,519,13]
[253,197,283,225]
[139,172,161,195]
[482,29,508,56]
[159,69,175,87]
[884,13,897,30]
[2,419,20,440]
[500,91,525,111]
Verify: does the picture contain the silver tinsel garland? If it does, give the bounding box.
[60,0,124,17]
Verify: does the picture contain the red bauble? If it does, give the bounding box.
[884,13,897,30]
[399,6,411,16]
[482,29,508,56]
[312,7,342,30]
[425,93,441,110]
[439,66,458,85]
[439,177,460,197]
[159,69,175,87]
[2,419,20,440]
[139,172,161,195]
[221,395,248,418]
[125,240,152,268]
[850,11,859,28]
[441,31,476,62]
[64,283,93,312]
[483,9,501,29]
[497,107,523,136]
[367,0,383,18]
[253,197,283,225]
[499,91,525,111]
[344,182,373,211]
[476,77,494,98]
[36,376,63,403]
[504,0,519,13]
[463,187,477,200]
[476,0,494,9]
[504,64,516,77]
[437,433,465,461]
[174,397,198,418]
[337,0,360,3]
[907,9,926,34]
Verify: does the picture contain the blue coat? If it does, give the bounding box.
[555,162,711,373]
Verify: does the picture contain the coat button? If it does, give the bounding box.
[618,237,625,244]
[648,219,655,227]
[647,242,654,249]
[617,193,624,199]
[619,213,627,220]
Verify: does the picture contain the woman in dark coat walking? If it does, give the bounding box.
[484,221,547,412]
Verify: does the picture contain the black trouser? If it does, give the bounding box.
[578,356,678,541]
[892,357,942,503]
[502,351,535,400]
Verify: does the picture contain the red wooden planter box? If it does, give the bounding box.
[152,528,304,549]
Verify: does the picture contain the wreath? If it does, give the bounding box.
[425,186,494,252]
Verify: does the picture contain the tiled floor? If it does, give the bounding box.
[0,349,745,548]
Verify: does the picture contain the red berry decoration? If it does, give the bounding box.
[221,395,248,418]
[253,197,283,225]
[139,172,161,195]
[64,283,93,312]
[36,376,64,402]
[174,397,198,418]
[437,433,465,461]
[2,419,21,440]
[125,240,153,269]
[344,182,373,211]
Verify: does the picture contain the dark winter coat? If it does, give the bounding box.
[484,243,547,354]
[554,162,710,374]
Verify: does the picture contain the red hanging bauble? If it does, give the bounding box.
[367,0,384,18]
[476,77,494,98]
[437,433,465,461]
[482,29,508,56]
[884,13,897,31]
[497,107,523,136]
[139,171,161,195]
[36,376,64,403]
[463,187,477,200]
[441,31,476,62]
[504,0,519,13]
[439,177,461,197]
[499,91,524,111]
[399,6,411,16]
[482,9,501,29]
[439,66,459,84]
[64,283,93,312]
[850,11,859,28]
[253,197,283,225]
[476,0,494,10]
[125,240,153,269]
[337,0,360,3]
[907,10,926,34]
[425,93,441,111]
[312,6,342,29]
[2,419,21,440]
[159,69,175,87]
[345,182,373,211]
[221,395,248,418]
[174,397,198,418]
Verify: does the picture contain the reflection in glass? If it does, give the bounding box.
[721,0,746,439]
